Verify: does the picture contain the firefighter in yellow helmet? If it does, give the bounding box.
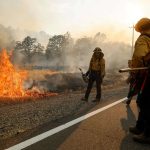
[81,47,105,102]
[128,18,150,144]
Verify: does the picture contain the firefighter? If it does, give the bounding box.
[81,47,105,102]
[128,18,150,144]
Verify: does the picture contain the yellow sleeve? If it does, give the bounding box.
[133,35,149,58]
[132,35,150,67]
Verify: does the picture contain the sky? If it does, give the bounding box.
[0,0,149,43]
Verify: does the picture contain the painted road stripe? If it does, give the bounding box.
[6,97,127,150]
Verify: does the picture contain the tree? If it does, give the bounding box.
[46,32,73,66]
[46,35,64,59]
[14,36,44,64]
[72,37,93,66]
[33,43,44,54]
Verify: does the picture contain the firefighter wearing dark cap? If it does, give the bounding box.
[128,18,150,144]
[81,47,105,102]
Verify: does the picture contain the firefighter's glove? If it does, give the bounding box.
[85,71,90,76]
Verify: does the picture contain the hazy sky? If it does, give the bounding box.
[0,0,149,43]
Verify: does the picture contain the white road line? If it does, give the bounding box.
[6,97,127,150]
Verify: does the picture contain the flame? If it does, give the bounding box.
[0,49,58,99]
[0,49,27,97]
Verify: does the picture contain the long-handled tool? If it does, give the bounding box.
[119,67,149,73]
[79,68,89,83]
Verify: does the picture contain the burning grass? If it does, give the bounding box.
[0,49,27,97]
[0,93,58,106]
[0,49,57,99]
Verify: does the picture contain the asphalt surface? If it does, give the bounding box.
[3,86,150,150]
[10,100,150,150]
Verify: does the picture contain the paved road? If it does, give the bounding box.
[4,86,150,150]
[10,100,150,150]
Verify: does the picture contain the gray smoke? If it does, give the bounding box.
[0,25,131,92]
[0,25,15,49]
[0,24,50,49]
[0,25,132,72]
[61,32,131,72]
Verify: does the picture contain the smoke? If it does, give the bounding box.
[0,24,131,72]
[0,25,15,49]
[0,25,131,92]
[61,32,131,72]
[101,41,131,70]
[0,24,50,49]
[0,24,50,66]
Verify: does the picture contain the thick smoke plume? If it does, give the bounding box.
[59,32,131,72]
[0,25,131,92]
[0,25,15,50]
[0,25,131,71]
[0,24,50,49]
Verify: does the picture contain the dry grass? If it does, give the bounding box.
[27,70,60,80]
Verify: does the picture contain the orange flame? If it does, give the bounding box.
[0,49,27,97]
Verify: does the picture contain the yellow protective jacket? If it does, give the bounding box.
[89,56,105,77]
[132,34,150,68]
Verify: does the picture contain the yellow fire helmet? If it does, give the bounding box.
[93,47,102,52]
[135,18,150,32]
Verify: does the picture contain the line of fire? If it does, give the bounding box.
[0,49,58,99]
